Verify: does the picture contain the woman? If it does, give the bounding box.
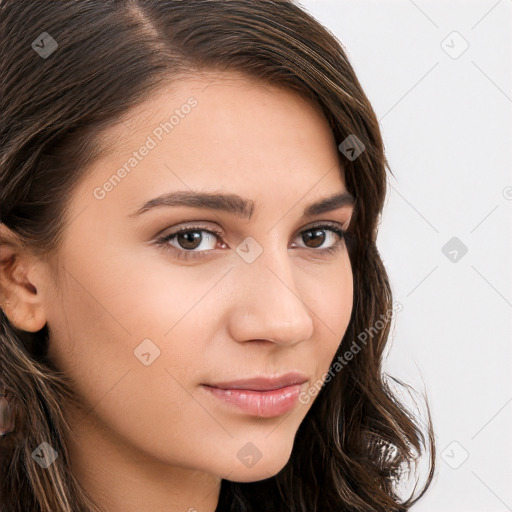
[0,1,435,511]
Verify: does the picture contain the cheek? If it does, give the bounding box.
[45,253,215,400]
[44,263,212,447]
[316,254,353,323]
[311,257,353,365]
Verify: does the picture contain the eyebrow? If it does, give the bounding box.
[128,190,355,220]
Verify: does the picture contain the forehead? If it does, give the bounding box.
[101,70,335,159]
[71,71,348,222]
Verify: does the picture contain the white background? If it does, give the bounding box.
[298,1,512,511]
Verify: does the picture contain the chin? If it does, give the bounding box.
[221,445,292,483]
[226,460,290,483]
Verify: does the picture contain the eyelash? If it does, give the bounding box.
[154,221,349,262]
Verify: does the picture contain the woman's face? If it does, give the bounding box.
[39,72,354,489]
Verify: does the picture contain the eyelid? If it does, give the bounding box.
[155,219,349,241]
[154,219,351,260]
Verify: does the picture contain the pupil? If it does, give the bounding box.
[304,229,325,248]
[178,231,201,249]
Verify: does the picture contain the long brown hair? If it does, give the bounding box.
[0,1,435,510]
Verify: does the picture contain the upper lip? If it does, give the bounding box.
[204,372,308,391]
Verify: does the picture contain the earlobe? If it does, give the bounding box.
[1,292,47,332]
[0,227,47,333]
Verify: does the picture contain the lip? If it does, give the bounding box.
[201,383,305,418]
[204,372,308,391]
[200,372,308,418]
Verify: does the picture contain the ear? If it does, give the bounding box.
[0,223,47,332]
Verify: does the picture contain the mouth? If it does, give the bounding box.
[200,372,308,418]
[203,372,308,391]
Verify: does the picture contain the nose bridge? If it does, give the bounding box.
[227,232,314,345]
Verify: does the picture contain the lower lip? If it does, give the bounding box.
[201,383,304,418]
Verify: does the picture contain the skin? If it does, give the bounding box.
[0,72,355,512]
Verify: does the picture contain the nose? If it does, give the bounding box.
[226,239,315,347]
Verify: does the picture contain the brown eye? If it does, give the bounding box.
[155,226,223,260]
[167,229,219,252]
[302,228,327,249]
[176,231,204,250]
[155,222,347,262]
